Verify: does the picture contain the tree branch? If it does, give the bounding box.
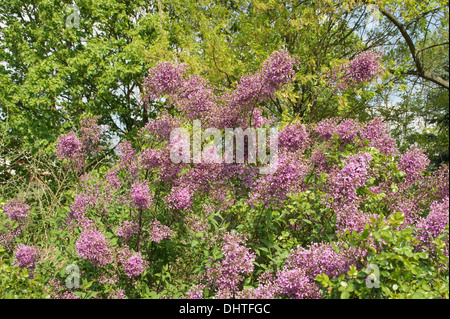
[379,7,449,90]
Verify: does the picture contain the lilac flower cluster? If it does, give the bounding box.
[262,50,298,88]
[276,242,364,299]
[328,152,373,204]
[131,181,153,209]
[143,50,295,130]
[416,197,449,256]
[310,146,329,171]
[56,117,106,172]
[165,186,194,211]
[108,289,127,299]
[105,169,121,189]
[78,116,106,156]
[143,61,187,102]
[346,51,383,83]
[186,284,205,299]
[237,272,280,299]
[2,198,30,222]
[284,242,361,280]
[276,268,321,299]
[359,117,399,155]
[278,123,310,152]
[69,193,95,221]
[75,229,113,267]
[141,112,181,142]
[117,140,139,180]
[140,148,163,171]
[205,232,256,298]
[315,118,361,143]
[326,152,375,233]
[230,50,297,114]
[123,252,148,278]
[178,75,219,121]
[14,244,39,270]
[398,147,430,187]
[249,151,310,207]
[148,219,174,243]
[0,226,22,251]
[56,131,81,160]
[116,221,140,241]
[330,51,383,91]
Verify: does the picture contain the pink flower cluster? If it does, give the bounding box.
[249,151,310,207]
[315,118,361,143]
[14,244,39,270]
[278,123,310,152]
[2,198,30,222]
[124,252,148,278]
[116,221,140,241]
[56,117,106,172]
[75,229,113,267]
[205,232,256,298]
[143,62,187,101]
[148,219,174,243]
[143,50,296,130]
[131,181,153,209]
[416,197,449,256]
[329,51,383,91]
[398,147,430,187]
[164,186,194,211]
[359,117,399,155]
[56,131,81,160]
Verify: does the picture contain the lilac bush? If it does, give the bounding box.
[1,49,448,300]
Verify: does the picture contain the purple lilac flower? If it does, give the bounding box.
[249,151,310,207]
[14,244,39,270]
[165,186,194,211]
[328,152,373,204]
[148,219,174,242]
[56,131,81,160]
[205,232,256,297]
[285,242,361,280]
[261,50,297,89]
[108,289,127,299]
[278,123,309,152]
[123,252,147,278]
[398,147,430,187]
[237,272,281,299]
[359,117,399,155]
[69,193,95,221]
[75,229,112,267]
[140,148,163,170]
[141,112,181,142]
[105,169,121,189]
[116,221,140,241]
[131,181,152,209]
[186,284,205,299]
[416,197,449,256]
[2,198,30,222]
[143,61,187,102]
[78,116,106,156]
[346,51,383,84]
[315,118,361,143]
[330,51,383,91]
[0,226,22,251]
[276,268,321,299]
